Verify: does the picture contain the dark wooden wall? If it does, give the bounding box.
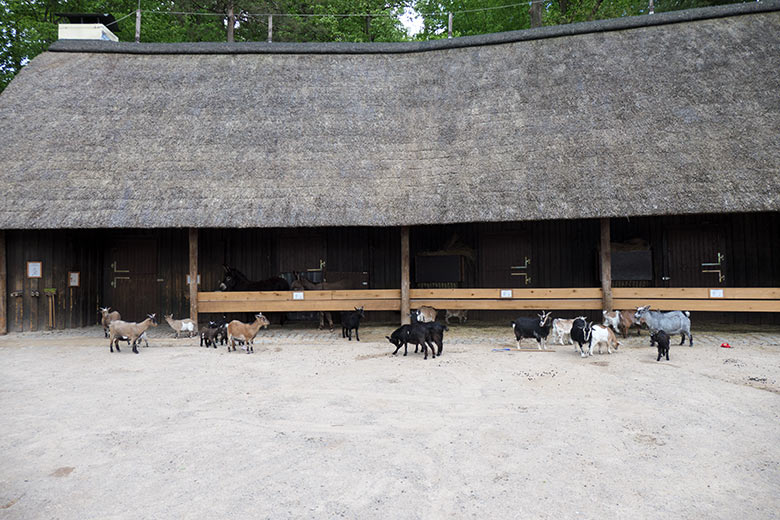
[3,212,778,330]
[5,230,102,332]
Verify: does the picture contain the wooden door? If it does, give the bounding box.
[104,239,158,322]
[479,233,533,288]
[664,227,727,287]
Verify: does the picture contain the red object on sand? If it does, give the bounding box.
[721,343,732,348]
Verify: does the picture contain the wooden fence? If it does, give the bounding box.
[198,287,780,314]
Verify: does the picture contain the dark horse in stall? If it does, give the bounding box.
[218,265,290,325]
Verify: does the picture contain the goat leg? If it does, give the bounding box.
[679,333,686,346]
[355,328,360,342]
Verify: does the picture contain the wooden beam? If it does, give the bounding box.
[189,228,198,325]
[612,299,780,313]
[410,288,603,299]
[401,226,410,325]
[600,218,613,312]
[0,230,5,335]
[199,299,401,313]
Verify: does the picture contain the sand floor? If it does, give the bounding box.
[0,323,778,519]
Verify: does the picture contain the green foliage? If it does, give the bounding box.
[0,0,753,93]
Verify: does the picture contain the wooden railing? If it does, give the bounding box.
[197,287,780,313]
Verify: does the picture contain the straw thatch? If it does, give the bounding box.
[0,2,778,229]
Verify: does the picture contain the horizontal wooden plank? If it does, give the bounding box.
[612,299,780,312]
[410,299,604,310]
[198,289,400,303]
[410,288,603,299]
[612,287,780,299]
[199,299,400,313]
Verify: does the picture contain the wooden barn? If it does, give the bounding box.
[0,1,779,333]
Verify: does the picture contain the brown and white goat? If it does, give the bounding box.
[99,307,121,338]
[226,313,270,353]
[164,314,197,338]
[108,314,158,354]
[602,310,643,338]
[414,306,437,323]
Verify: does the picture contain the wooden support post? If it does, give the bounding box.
[0,230,6,335]
[600,218,613,312]
[189,228,198,325]
[401,226,410,325]
[267,14,273,42]
[447,12,453,38]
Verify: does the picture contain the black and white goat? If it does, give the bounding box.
[510,311,552,350]
[570,318,593,358]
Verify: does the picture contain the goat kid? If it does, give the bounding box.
[551,318,576,345]
[226,313,270,353]
[414,306,437,323]
[651,330,671,361]
[108,314,158,354]
[386,323,437,360]
[588,324,621,356]
[341,307,365,341]
[511,311,552,350]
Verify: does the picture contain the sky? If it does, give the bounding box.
[400,7,424,36]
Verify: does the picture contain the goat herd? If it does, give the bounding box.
[99,303,694,362]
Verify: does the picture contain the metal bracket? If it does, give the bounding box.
[111,276,130,288]
[10,290,23,297]
[111,261,129,274]
[510,257,532,285]
[701,252,725,283]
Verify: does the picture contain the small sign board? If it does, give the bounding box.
[709,289,724,298]
[500,289,513,299]
[292,291,305,300]
[27,261,42,278]
[186,274,201,284]
[68,271,80,287]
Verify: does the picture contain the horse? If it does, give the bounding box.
[218,265,290,325]
[290,271,351,331]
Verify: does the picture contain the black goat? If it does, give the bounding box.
[570,318,592,358]
[341,306,365,341]
[511,311,552,350]
[421,321,448,357]
[200,321,220,348]
[651,330,671,361]
[386,323,436,359]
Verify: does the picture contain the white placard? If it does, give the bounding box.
[27,261,42,278]
[68,272,80,287]
[500,289,513,299]
[709,289,724,298]
[293,291,305,300]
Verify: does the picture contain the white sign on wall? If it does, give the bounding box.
[27,261,42,278]
[68,272,80,287]
[293,292,305,300]
[709,289,724,298]
[500,289,513,299]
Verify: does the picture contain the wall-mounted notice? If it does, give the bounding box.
[709,289,724,298]
[293,292,305,300]
[500,289,513,299]
[68,272,80,287]
[27,261,42,278]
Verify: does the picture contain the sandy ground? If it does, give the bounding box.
[0,323,778,519]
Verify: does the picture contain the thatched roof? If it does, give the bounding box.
[1,2,779,229]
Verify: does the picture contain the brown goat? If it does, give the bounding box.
[108,314,158,354]
[226,313,270,353]
[99,307,121,338]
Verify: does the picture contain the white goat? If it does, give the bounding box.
[226,313,270,353]
[108,314,158,354]
[99,307,121,338]
[164,314,197,338]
